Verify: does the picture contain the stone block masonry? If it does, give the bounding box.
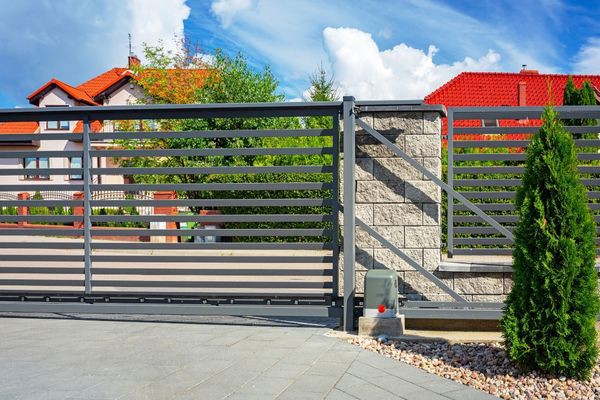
[340,103,509,303]
[340,105,447,300]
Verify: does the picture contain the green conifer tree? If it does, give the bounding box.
[501,107,599,379]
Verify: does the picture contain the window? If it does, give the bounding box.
[23,157,49,180]
[45,105,69,130]
[69,157,83,180]
[482,119,499,127]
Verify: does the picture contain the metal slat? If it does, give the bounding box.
[454,166,600,175]
[0,200,82,207]
[454,153,525,162]
[0,102,342,123]
[89,199,332,207]
[454,226,515,234]
[90,228,332,237]
[0,133,81,141]
[91,255,333,263]
[91,128,334,140]
[454,215,518,223]
[454,203,515,212]
[0,215,80,223]
[455,179,600,187]
[454,153,600,162]
[90,147,333,158]
[0,184,84,191]
[91,214,332,223]
[90,166,333,175]
[454,166,523,175]
[454,179,522,187]
[458,191,516,199]
[0,242,83,249]
[0,150,83,158]
[90,183,333,191]
[0,280,83,287]
[454,140,529,148]
[456,215,600,223]
[90,242,333,250]
[0,168,82,176]
[0,229,82,236]
[89,281,333,289]
[451,105,600,120]
[452,248,513,256]
[453,125,600,135]
[0,267,331,276]
[458,191,600,199]
[0,302,342,318]
[453,139,600,149]
[454,238,513,246]
[0,255,83,262]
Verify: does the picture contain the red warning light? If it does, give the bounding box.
[377,304,386,313]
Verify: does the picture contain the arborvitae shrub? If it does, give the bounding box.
[501,107,599,379]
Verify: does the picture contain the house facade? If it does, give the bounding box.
[0,56,146,188]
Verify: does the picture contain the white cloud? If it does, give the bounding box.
[322,27,501,100]
[574,37,600,74]
[126,0,190,57]
[211,0,253,28]
[0,0,190,106]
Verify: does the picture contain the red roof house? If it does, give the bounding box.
[425,69,600,137]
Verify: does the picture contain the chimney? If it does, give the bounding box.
[128,55,141,68]
[518,81,526,106]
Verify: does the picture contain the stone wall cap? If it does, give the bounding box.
[356,101,447,117]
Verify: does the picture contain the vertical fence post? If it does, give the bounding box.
[342,96,356,331]
[17,192,30,226]
[83,117,92,295]
[447,109,454,258]
[331,113,340,299]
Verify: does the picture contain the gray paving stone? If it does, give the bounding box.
[238,376,294,395]
[285,373,340,394]
[415,377,469,394]
[325,388,360,400]
[0,315,494,400]
[339,382,401,400]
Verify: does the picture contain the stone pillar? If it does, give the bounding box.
[72,192,84,229]
[17,192,30,226]
[341,105,448,301]
[152,191,178,243]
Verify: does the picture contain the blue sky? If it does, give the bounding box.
[0,0,599,108]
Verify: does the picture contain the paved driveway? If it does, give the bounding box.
[0,314,497,400]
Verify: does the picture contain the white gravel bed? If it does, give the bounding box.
[349,337,600,399]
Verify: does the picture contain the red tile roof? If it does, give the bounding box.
[77,68,133,98]
[0,121,39,134]
[424,71,600,136]
[73,120,103,133]
[27,78,99,106]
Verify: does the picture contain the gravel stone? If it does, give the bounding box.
[348,337,600,400]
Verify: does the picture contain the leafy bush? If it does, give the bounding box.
[501,107,599,379]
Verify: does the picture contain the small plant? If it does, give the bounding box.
[501,107,599,379]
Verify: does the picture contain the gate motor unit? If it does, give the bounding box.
[363,269,399,318]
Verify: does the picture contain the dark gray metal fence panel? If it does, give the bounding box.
[0,102,343,317]
[447,105,600,257]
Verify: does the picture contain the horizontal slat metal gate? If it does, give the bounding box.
[0,103,343,318]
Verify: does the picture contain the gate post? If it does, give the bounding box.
[83,117,92,296]
[73,192,84,229]
[153,191,178,243]
[342,96,356,331]
[17,192,30,226]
